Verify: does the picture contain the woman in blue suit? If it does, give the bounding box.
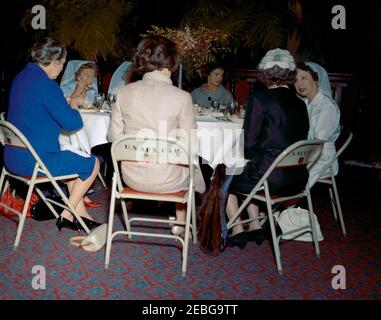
[4,37,100,231]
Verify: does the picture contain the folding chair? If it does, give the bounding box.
[316,130,353,236]
[226,140,324,275]
[105,135,197,276]
[0,120,92,250]
[107,61,132,96]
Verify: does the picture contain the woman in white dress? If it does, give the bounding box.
[295,62,341,187]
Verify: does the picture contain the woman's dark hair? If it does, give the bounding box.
[30,37,67,66]
[257,65,296,87]
[295,61,319,81]
[198,64,226,82]
[132,36,179,75]
[74,62,99,80]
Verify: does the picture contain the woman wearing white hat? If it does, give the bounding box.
[294,62,341,187]
[225,48,310,249]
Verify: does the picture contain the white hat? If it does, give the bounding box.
[258,48,296,71]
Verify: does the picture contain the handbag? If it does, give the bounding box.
[0,187,37,218]
[275,207,324,242]
[69,223,108,252]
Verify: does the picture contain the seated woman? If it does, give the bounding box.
[295,62,341,187]
[109,35,205,237]
[225,48,310,249]
[4,37,101,231]
[191,65,234,107]
[61,61,98,107]
[60,61,113,194]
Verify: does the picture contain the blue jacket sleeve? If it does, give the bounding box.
[43,81,83,131]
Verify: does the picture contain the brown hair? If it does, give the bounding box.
[132,36,179,75]
[257,65,296,87]
[74,62,99,80]
[295,62,319,81]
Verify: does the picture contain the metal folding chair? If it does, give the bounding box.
[227,140,324,275]
[0,120,92,250]
[105,135,197,276]
[316,130,353,236]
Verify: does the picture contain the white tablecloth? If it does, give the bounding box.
[60,112,246,173]
[196,117,245,170]
[80,111,111,148]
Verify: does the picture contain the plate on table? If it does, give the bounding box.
[79,109,99,113]
[195,115,220,122]
[226,115,244,123]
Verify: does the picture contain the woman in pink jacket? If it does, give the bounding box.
[109,36,205,237]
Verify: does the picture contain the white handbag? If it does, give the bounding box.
[69,223,108,252]
[275,208,324,242]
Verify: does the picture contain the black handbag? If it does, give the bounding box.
[30,197,64,221]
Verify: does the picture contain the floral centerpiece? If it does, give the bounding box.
[145,25,230,87]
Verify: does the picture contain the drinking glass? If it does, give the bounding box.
[94,93,105,109]
[212,100,220,113]
[107,93,116,105]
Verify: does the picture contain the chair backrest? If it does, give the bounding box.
[0,120,53,178]
[334,130,353,161]
[108,61,132,96]
[255,140,324,191]
[111,135,192,191]
[318,130,353,178]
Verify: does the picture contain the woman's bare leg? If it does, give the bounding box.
[246,203,262,231]
[226,194,244,236]
[171,203,186,235]
[60,158,100,221]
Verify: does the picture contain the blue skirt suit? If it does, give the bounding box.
[4,63,95,180]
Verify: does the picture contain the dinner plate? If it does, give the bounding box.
[79,109,100,113]
[195,116,220,122]
[226,116,244,123]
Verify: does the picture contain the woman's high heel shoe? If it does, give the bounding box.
[56,216,80,232]
[76,216,102,231]
[247,228,266,245]
[227,232,248,249]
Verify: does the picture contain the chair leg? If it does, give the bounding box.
[306,191,320,258]
[13,183,35,250]
[264,183,283,275]
[34,187,60,218]
[97,172,107,189]
[120,199,131,238]
[0,168,6,195]
[191,190,197,244]
[182,194,193,276]
[105,175,117,270]
[328,187,338,220]
[331,176,347,236]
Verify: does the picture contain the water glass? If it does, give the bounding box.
[107,93,116,105]
[212,100,220,113]
[94,93,105,109]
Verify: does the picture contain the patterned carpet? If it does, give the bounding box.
[0,170,380,300]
